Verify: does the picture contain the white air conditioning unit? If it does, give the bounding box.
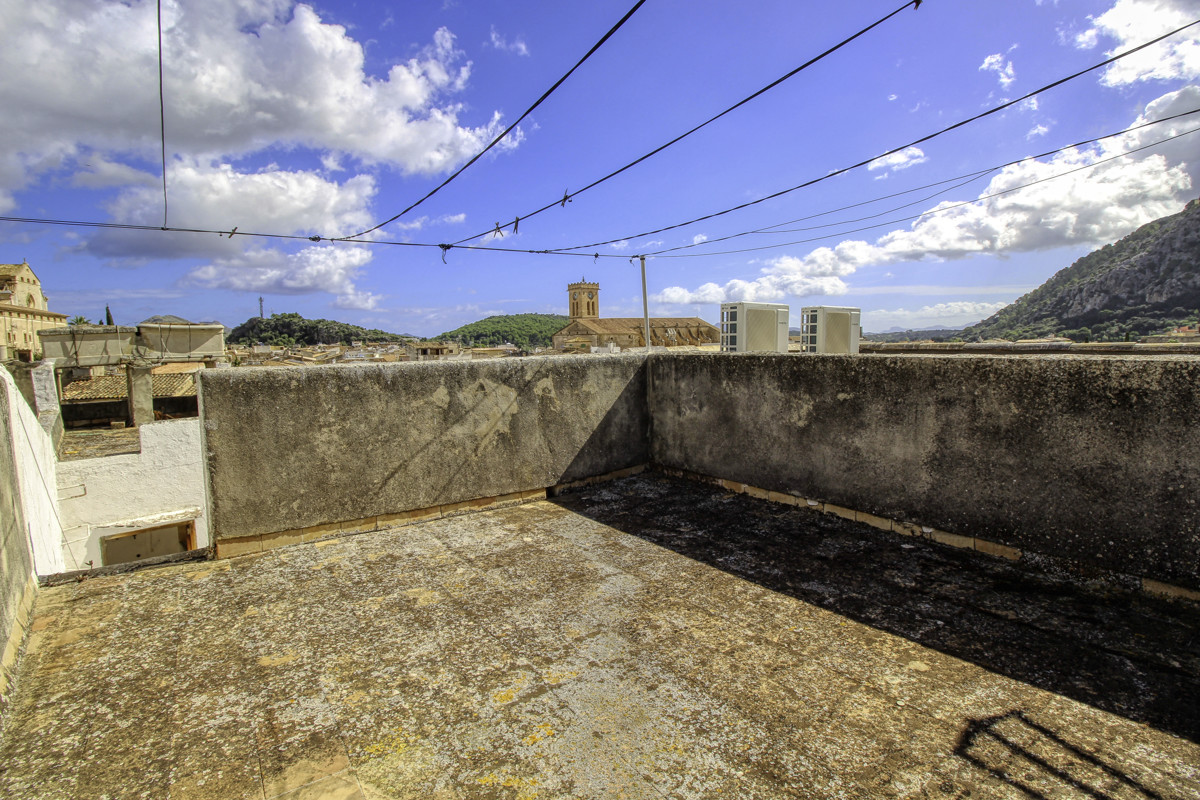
[798,306,861,354]
[720,302,789,353]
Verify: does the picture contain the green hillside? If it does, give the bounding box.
[435,314,569,349]
[229,313,417,347]
[963,198,1200,342]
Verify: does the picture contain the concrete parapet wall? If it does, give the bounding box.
[200,355,649,542]
[650,353,1200,591]
[0,372,38,710]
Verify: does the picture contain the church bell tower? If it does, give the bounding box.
[568,279,599,319]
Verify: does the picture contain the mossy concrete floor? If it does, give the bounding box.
[2,474,1197,799]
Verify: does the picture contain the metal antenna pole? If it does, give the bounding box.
[640,256,651,352]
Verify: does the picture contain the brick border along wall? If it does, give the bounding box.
[650,353,1200,592]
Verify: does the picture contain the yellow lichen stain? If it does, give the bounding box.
[404,587,441,606]
[492,674,529,705]
[906,660,930,672]
[522,723,556,746]
[310,555,345,570]
[257,651,298,668]
[314,539,339,548]
[363,726,416,758]
[542,670,578,686]
[242,606,260,618]
[477,772,540,799]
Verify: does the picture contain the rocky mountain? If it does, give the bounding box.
[964,197,1200,342]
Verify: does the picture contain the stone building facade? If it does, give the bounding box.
[551,280,719,351]
[0,262,67,362]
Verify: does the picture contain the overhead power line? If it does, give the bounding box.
[340,0,648,241]
[645,107,1200,257]
[0,215,631,262]
[3,110,1194,265]
[547,16,1200,255]
[447,0,927,247]
[650,122,1200,259]
[157,0,168,229]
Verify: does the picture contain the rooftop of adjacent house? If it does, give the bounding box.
[57,426,142,461]
[60,373,197,402]
[2,473,1196,799]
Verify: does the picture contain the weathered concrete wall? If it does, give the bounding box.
[650,353,1200,590]
[57,418,207,569]
[201,355,649,541]
[0,372,39,707]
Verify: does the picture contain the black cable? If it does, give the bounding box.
[646,106,1200,256]
[340,0,648,241]
[650,124,1200,259]
[5,113,1192,267]
[0,215,630,260]
[448,0,926,247]
[157,0,168,229]
[549,16,1200,255]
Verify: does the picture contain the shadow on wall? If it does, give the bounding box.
[200,355,651,541]
[382,357,649,506]
[551,474,1200,745]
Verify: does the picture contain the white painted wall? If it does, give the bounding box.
[57,418,207,569]
[0,368,65,576]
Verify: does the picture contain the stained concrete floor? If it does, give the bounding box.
[2,474,1198,799]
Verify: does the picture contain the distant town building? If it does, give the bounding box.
[406,341,462,361]
[551,280,719,351]
[0,261,68,362]
[1142,323,1200,343]
[39,316,225,428]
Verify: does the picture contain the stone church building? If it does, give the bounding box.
[1,262,68,362]
[551,280,719,351]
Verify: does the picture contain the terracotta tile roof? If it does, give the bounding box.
[150,362,205,374]
[563,317,717,335]
[62,373,197,402]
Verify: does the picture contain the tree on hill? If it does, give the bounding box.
[435,314,569,349]
[228,313,417,346]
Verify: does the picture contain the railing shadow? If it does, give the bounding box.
[958,711,1168,799]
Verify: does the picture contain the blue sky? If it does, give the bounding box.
[1,0,1197,335]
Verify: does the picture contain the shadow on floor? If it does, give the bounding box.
[958,710,1170,799]
[551,473,1200,744]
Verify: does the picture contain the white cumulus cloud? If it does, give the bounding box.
[654,88,1196,306]
[186,245,381,309]
[863,301,1010,332]
[0,0,523,303]
[867,146,928,176]
[980,53,1017,88]
[1077,0,1200,85]
[489,26,529,56]
[85,159,376,261]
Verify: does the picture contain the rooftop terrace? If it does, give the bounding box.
[2,474,1197,799]
[2,351,1199,799]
